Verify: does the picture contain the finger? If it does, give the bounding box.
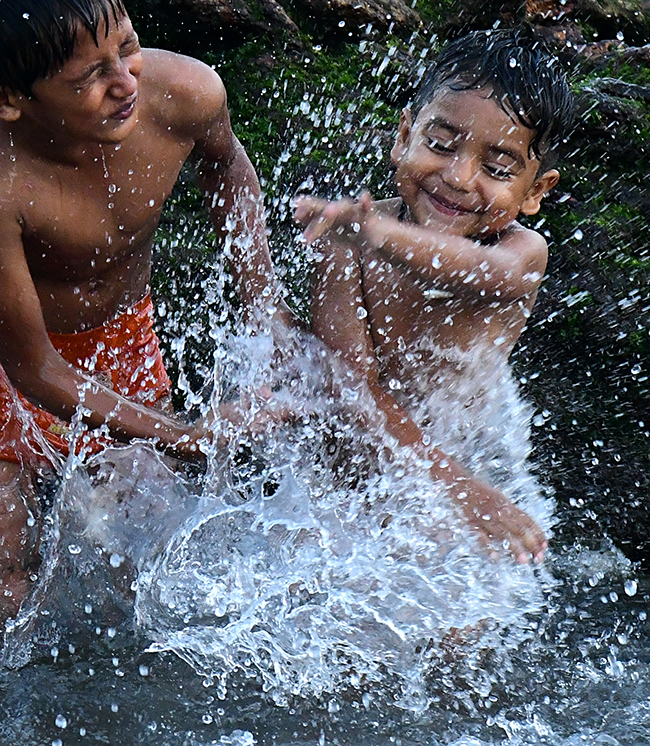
[517,515,547,564]
[359,191,373,214]
[293,197,327,225]
[471,526,502,563]
[506,534,531,565]
[255,385,273,401]
[303,205,341,243]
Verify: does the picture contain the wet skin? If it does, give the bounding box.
[367,87,557,380]
[3,15,221,333]
[296,86,560,563]
[0,13,283,619]
[0,12,279,434]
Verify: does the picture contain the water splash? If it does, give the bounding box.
[4,317,554,715]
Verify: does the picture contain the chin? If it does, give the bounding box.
[98,122,137,144]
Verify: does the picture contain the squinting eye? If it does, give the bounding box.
[485,164,514,179]
[428,138,454,153]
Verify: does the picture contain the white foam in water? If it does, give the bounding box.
[133,324,551,706]
[2,320,555,711]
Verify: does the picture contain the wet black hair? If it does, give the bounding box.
[0,0,127,96]
[412,27,575,172]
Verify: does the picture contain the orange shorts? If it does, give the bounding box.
[0,294,172,467]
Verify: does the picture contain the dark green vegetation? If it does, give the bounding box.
[134,0,650,563]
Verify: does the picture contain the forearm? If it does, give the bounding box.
[366,378,470,485]
[7,354,199,461]
[366,377,545,563]
[197,143,292,325]
[365,214,530,299]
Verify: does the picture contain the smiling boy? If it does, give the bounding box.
[295,29,575,565]
[0,0,288,621]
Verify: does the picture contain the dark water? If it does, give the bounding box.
[1,546,648,745]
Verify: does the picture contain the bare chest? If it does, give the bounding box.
[362,253,525,375]
[19,139,190,281]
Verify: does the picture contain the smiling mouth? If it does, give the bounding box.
[425,190,479,217]
[111,96,137,120]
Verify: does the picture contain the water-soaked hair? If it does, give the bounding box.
[0,0,127,96]
[412,27,575,172]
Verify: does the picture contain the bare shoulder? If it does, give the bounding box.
[500,222,548,269]
[139,49,228,140]
[0,138,26,218]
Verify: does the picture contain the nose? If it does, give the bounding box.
[441,153,478,192]
[109,57,140,99]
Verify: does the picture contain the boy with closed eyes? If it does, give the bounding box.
[295,28,575,566]
[0,0,290,622]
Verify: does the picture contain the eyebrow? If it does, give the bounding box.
[487,145,526,168]
[423,117,461,137]
[68,34,139,84]
[424,117,528,167]
[70,63,102,84]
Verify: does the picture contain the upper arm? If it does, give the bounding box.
[144,50,236,165]
[0,210,59,392]
[483,226,548,301]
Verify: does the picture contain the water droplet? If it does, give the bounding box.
[328,699,340,713]
[617,31,624,40]
[139,664,150,676]
[356,306,367,319]
[572,229,583,241]
[68,544,82,555]
[509,57,517,67]
[388,378,402,390]
[624,579,638,596]
[202,714,213,724]
[109,553,124,568]
[55,714,68,729]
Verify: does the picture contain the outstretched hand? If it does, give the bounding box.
[294,192,374,244]
[451,476,547,564]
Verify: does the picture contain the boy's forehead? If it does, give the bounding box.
[54,11,131,75]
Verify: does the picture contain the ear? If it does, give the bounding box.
[390,108,413,165]
[0,89,22,122]
[520,169,560,216]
